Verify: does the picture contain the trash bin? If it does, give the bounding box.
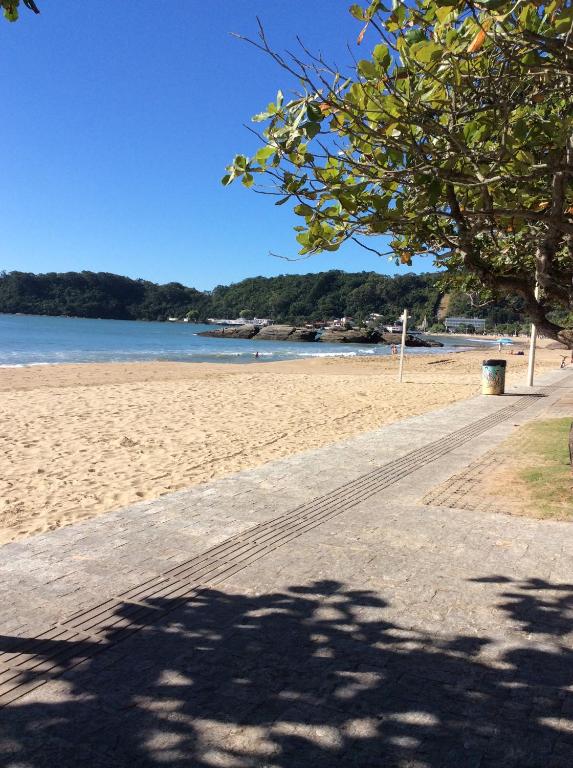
[482,359,506,395]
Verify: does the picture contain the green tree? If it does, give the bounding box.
[225,0,573,344]
[0,268,529,328]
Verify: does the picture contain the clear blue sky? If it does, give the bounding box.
[2,1,435,290]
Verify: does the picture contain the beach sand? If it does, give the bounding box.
[0,341,564,544]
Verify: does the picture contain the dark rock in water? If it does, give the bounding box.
[198,325,259,339]
[288,327,319,342]
[406,335,443,347]
[255,324,317,342]
[319,329,382,344]
[198,325,442,347]
[380,332,443,347]
[199,324,317,342]
[379,333,400,345]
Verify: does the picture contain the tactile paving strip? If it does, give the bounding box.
[0,392,545,706]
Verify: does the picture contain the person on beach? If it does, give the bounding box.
[391,344,398,356]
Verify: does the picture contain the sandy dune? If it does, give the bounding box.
[0,342,562,544]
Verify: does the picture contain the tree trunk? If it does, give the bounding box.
[557,329,573,349]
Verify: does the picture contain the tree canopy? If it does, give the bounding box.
[0,268,531,330]
[225,0,573,343]
[0,269,445,326]
[0,271,209,322]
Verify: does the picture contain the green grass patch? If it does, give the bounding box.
[514,418,572,519]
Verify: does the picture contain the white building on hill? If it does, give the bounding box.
[445,317,486,332]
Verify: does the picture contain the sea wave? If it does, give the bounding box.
[294,350,375,358]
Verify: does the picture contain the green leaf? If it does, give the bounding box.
[554,7,573,33]
[388,147,404,165]
[339,193,357,212]
[3,3,19,21]
[372,194,391,213]
[306,102,323,122]
[252,111,270,123]
[349,3,365,20]
[427,178,440,206]
[388,2,406,27]
[305,121,321,139]
[234,155,248,171]
[373,44,391,70]
[275,196,291,206]
[242,173,254,188]
[512,118,528,141]
[358,59,378,79]
[463,120,491,144]
[435,5,455,23]
[255,146,275,164]
[410,41,442,63]
[405,29,426,44]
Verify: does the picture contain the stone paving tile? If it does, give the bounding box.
[0,369,571,767]
[422,391,573,516]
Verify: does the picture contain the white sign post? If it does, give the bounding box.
[398,309,408,383]
[527,285,540,387]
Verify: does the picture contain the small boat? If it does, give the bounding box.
[497,337,513,345]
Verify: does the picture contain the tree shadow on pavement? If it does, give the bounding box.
[1,576,573,767]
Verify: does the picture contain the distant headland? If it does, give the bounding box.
[0,269,526,333]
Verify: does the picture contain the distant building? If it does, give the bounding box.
[384,319,404,333]
[445,317,486,332]
[207,317,272,326]
[329,316,354,329]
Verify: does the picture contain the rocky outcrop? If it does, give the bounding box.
[255,325,318,342]
[381,332,443,347]
[406,335,443,347]
[198,325,259,339]
[197,325,444,347]
[319,329,382,344]
[198,324,317,342]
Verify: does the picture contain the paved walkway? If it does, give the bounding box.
[1,370,572,767]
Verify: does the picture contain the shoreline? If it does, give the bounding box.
[0,343,564,545]
[0,334,527,375]
[0,340,481,369]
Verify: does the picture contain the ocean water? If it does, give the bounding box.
[0,314,492,367]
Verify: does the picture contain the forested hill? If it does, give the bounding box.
[0,270,446,325]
